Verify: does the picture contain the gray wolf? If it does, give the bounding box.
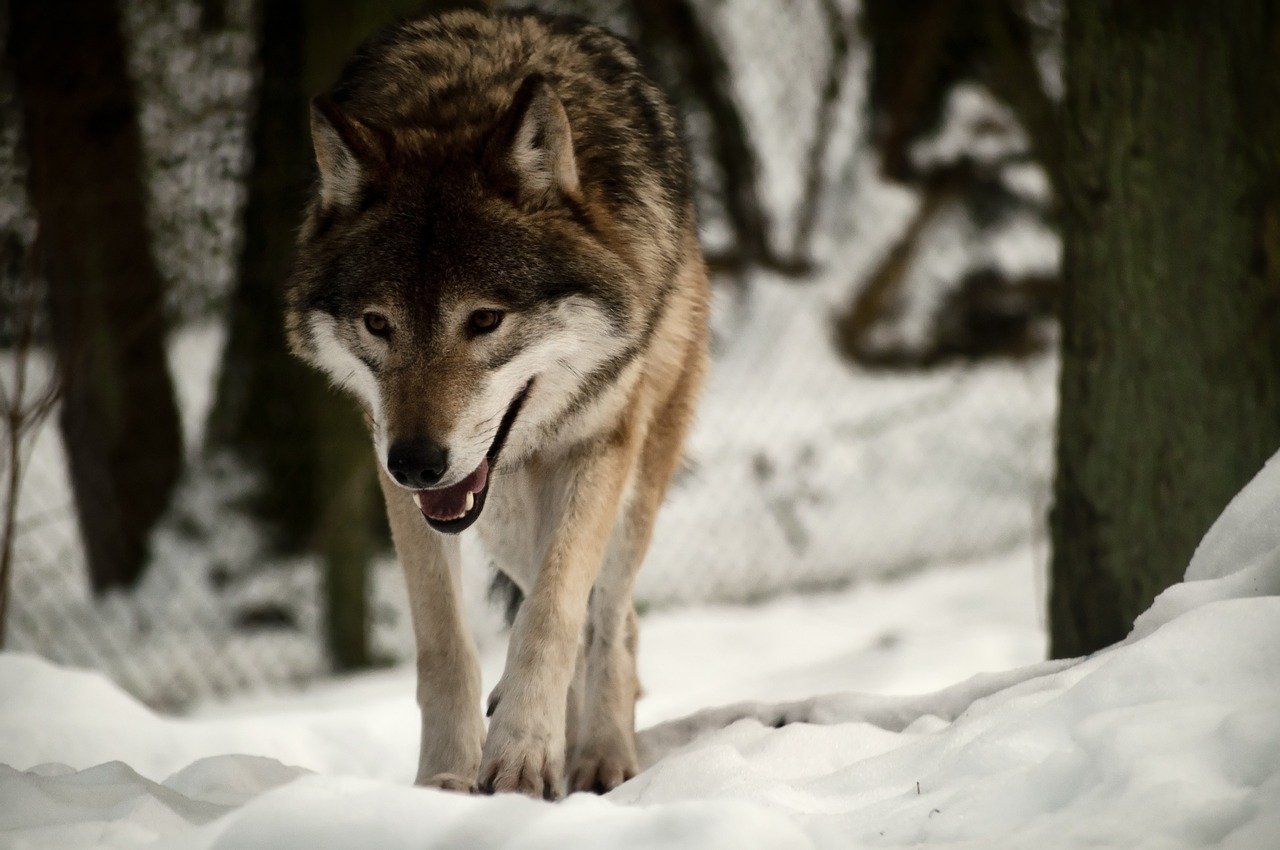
[285,8,708,798]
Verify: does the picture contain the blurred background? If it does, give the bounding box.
[1,0,1273,712]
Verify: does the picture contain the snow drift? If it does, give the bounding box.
[4,453,1280,848]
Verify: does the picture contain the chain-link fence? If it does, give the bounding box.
[1,0,1060,709]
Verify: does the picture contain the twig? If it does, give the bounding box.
[0,264,62,647]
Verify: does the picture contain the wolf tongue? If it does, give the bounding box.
[414,460,489,521]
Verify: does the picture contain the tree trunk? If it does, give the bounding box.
[7,0,184,593]
[315,390,379,671]
[1050,1,1280,657]
[205,0,327,555]
[206,0,453,670]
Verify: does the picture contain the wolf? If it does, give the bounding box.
[284,8,708,798]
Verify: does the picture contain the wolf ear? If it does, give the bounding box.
[310,95,386,210]
[486,75,581,208]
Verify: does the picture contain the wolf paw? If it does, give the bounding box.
[569,746,638,794]
[478,719,564,800]
[417,772,478,793]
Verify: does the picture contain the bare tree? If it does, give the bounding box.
[6,0,185,593]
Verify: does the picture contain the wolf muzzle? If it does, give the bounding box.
[410,379,533,534]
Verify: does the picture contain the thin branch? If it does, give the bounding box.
[789,0,857,264]
[0,283,62,649]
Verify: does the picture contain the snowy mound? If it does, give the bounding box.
[3,454,1280,848]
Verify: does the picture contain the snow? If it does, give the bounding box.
[3,451,1280,848]
[909,84,1030,174]
[630,599,1280,848]
[0,547,1044,789]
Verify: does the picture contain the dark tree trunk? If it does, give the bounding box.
[205,0,450,670]
[1050,0,1280,657]
[205,0,327,555]
[7,0,183,593]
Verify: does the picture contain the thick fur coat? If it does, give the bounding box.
[285,8,708,797]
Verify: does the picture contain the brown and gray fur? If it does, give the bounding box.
[285,7,708,798]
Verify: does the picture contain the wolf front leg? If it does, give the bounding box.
[479,427,640,799]
[570,588,641,793]
[572,358,701,793]
[378,469,485,791]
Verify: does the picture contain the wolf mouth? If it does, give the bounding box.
[414,380,532,534]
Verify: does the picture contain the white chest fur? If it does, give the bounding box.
[475,466,546,593]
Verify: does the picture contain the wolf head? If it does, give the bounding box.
[286,75,642,533]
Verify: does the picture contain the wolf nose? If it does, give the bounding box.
[387,439,449,489]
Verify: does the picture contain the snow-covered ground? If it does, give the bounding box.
[4,450,1279,848]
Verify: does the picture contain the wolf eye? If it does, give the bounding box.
[468,309,503,334]
[363,311,391,338]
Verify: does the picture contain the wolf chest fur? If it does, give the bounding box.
[285,8,708,797]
